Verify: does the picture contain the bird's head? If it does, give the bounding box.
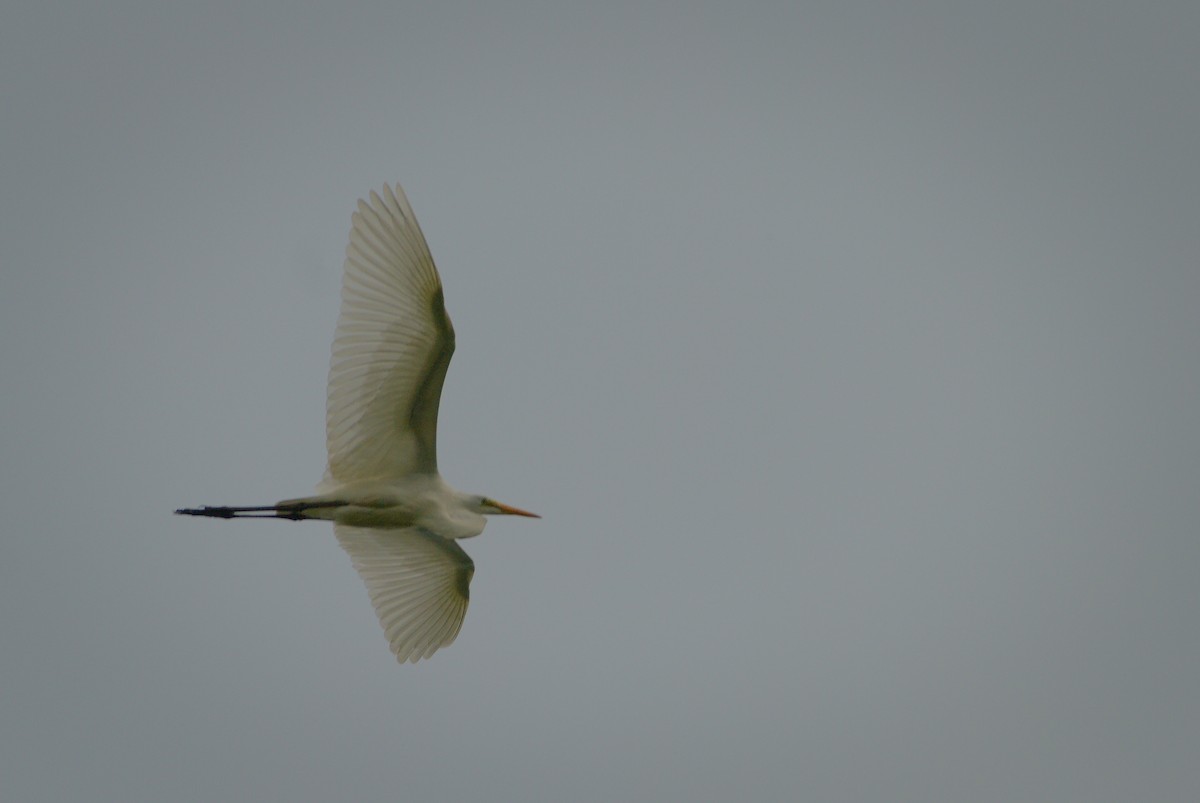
[477,496,541,518]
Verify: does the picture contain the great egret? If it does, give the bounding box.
[177,183,539,663]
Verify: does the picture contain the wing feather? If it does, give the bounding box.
[336,524,474,663]
[325,184,454,483]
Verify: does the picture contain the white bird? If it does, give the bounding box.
[177,183,539,663]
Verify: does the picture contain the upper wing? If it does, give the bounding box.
[336,524,474,663]
[325,183,455,483]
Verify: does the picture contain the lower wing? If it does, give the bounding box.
[335,524,475,663]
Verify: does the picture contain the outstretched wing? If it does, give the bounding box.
[335,524,474,663]
[325,183,454,483]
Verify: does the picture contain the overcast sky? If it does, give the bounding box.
[2,2,1197,801]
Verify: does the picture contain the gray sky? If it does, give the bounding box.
[2,2,1197,800]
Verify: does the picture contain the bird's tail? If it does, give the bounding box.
[174,500,345,521]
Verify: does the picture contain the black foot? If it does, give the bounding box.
[174,505,279,518]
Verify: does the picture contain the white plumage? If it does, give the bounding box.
[178,183,539,663]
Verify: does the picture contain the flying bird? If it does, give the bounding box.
[177,183,539,663]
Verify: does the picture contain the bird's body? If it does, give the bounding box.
[274,475,488,536]
[177,183,538,663]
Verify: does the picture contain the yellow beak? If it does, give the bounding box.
[491,500,541,518]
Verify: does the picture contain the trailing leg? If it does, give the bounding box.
[174,501,345,520]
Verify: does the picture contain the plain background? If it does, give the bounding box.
[2,2,1197,801]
